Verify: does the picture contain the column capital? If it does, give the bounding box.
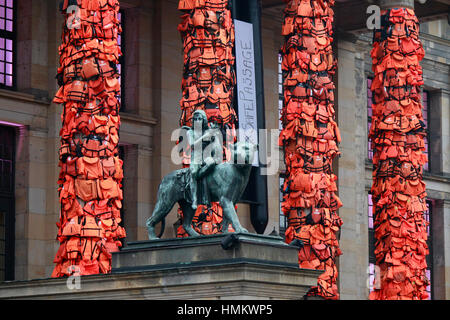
[379,0,414,10]
[138,145,153,157]
[443,199,450,207]
[440,88,450,96]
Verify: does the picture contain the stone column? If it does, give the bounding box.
[136,145,154,239]
[52,0,126,277]
[379,0,414,9]
[119,144,154,242]
[17,0,50,99]
[336,34,371,299]
[15,126,54,280]
[427,89,450,175]
[440,90,450,174]
[369,4,429,300]
[432,200,450,299]
[121,2,158,118]
[279,0,343,300]
[153,0,180,238]
[174,0,238,237]
[120,144,138,241]
[429,90,442,174]
[14,125,30,280]
[443,200,450,299]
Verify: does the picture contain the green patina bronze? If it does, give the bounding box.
[146,114,257,239]
[183,111,223,210]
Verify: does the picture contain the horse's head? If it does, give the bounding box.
[232,141,258,166]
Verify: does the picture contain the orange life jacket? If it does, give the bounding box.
[77,156,102,179]
[80,216,103,238]
[75,178,99,202]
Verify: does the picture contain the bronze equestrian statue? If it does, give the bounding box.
[146,139,257,239]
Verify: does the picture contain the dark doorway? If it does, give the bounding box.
[0,125,15,281]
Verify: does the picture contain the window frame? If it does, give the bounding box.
[278,53,287,237]
[279,174,287,238]
[422,90,430,172]
[118,9,126,112]
[0,125,16,282]
[0,0,16,90]
[367,77,374,161]
[368,193,377,293]
[425,199,434,300]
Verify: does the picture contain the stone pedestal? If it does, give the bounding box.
[112,233,321,299]
[0,233,320,300]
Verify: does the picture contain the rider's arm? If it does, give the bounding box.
[180,127,194,148]
[193,130,214,146]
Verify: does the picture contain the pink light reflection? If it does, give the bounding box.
[0,120,22,127]
[0,121,25,161]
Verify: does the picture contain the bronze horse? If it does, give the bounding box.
[146,142,257,239]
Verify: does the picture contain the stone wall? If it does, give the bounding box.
[348,19,450,299]
[0,0,449,301]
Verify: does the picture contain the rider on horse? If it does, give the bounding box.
[183,110,223,209]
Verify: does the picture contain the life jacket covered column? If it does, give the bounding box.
[52,0,126,277]
[176,0,238,237]
[279,0,343,299]
[369,6,429,300]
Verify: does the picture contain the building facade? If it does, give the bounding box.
[0,0,449,299]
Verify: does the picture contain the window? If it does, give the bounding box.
[117,10,123,82]
[278,54,287,236]
[118,145,126,244]
[422,91,430,171]
[0,126,14,195]
[367,78,374,160]
[0,0,15,89]
[278,53,283,131]
[424,200,433,299]
[279,175,287,237]
[368,193,376,293]
[118,10,125,111]
[0,125,15,281]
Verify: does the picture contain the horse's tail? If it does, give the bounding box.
[152,168,187,238]
[158,218,166,238]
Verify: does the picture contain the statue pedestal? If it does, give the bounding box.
[111,233,321,300]
[0,233,320,300]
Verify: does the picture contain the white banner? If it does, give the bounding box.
[234,19,259,167]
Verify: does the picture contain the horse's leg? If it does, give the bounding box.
[146,183,179,240]
[220,197,248,234]
[180,200,200,237]
[220,207,232,234]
